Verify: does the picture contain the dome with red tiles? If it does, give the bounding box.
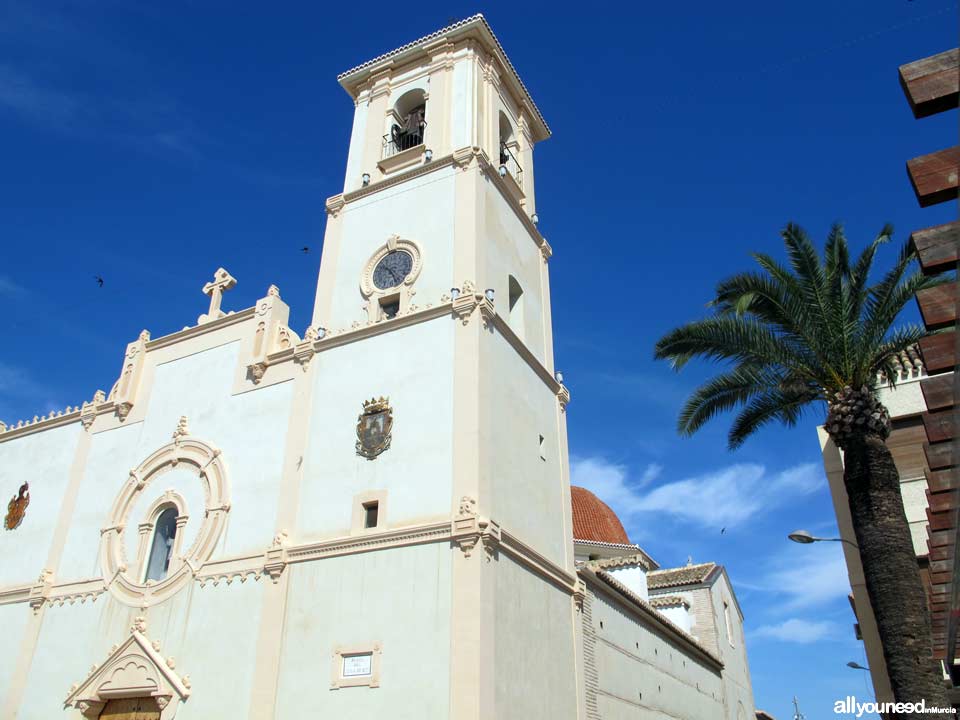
[571,486,630,544]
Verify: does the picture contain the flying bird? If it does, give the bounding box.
[94,276,104,287]
[720,528,726,534]
[300,247,310,254]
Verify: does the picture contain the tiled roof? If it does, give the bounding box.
[647,562,717,590]
[571,486,630,544]
[755,711,777,720]
[649,595,689,609]
[336,14,550,139]
[584,553,651,571]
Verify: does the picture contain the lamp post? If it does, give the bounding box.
[787,529,859,550]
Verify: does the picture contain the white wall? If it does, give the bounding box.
[323,168,457,331]
[0,423,82,586]
[607,566,648,601]
[297,319,454,539]
[0,603,29,703]
[275,543,452,719]
[708,575,755,720]
[494,553,578,719]
[57,341,295,584]
[16,595,129,718]
[479,178,546,364]
[589,587,725,719]
[482,331,566,565]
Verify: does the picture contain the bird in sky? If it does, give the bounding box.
[720,528,726,534]
[94,276,104,287]
[300,246,310,254]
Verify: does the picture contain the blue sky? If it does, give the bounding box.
[1,2,957,717]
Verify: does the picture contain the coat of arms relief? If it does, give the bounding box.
[4,481,29,530]
[356,397,393,460]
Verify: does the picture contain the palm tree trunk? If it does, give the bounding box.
[843,433,949,710]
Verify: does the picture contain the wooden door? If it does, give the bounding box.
[98,697,160,720]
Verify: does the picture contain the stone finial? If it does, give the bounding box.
[267,284,281,298]
[198,268,237,325]
[172,416,189,442]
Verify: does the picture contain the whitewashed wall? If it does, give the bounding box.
[0,423,82,586]
[482,331,566,566]
[589,587,725,719]
[321,168,457,330]
[479,178,546,364]
[494,554,577,719]
[297,319,455,538]
[275,543,452,719]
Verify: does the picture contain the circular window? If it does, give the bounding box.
[100,427,230,607]
[372,250,414,290]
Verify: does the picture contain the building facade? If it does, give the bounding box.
[0,16,756,719]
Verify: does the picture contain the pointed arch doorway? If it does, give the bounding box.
[98,697,160,719]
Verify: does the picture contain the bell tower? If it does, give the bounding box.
[306,15,580,720]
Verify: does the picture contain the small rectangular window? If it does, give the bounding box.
[539,434,546,461]
[363,502,379,529]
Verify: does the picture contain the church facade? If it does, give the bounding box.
[0,16,756,719]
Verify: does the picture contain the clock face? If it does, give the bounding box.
[372,250,414,290]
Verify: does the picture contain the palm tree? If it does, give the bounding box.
[654,223,948,706]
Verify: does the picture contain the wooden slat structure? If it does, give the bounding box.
[900,49,960,119]
[919,332,957,374]
[912,221,960,276]
[901,46,959,669]
[907,146,960,207]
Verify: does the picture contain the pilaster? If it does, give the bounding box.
[248,352,318,716]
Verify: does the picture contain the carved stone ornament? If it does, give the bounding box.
[356,397,393,460]
[100,419,230,607]
[63,622,190,719]
[4,481,29,530]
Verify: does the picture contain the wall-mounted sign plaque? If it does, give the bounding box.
[342,653,373,678]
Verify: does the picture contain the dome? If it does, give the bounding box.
[571,486,630,544]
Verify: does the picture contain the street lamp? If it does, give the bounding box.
[788,529,859,549]
[847,661,870,671]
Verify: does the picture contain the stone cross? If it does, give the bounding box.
[198,268,237,324]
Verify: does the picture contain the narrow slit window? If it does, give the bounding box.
[508,275,524,341]
[144,507,178,582]
[539,434,546,461]
[363,501,379,529]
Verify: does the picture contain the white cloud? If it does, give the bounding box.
[753,618,839,644]
[570,456,822,530]
[754,543,852,610]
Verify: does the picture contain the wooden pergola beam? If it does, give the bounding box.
[911,221,960,275]
[899,49,960,119]
[907,146,960,207]
[916,281,958,330]
[918,331,956,374]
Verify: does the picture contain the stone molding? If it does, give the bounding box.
[99,423,231,607]
[64,616,190,719]
[359,235,423,322]
[329,643,383,690]
[3,516,580,610]
[0,296,571,441]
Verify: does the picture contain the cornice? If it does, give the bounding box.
[145,307,256,351]
[327,146,550,260]
[2,516,580,609]
[336,14,550,142]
